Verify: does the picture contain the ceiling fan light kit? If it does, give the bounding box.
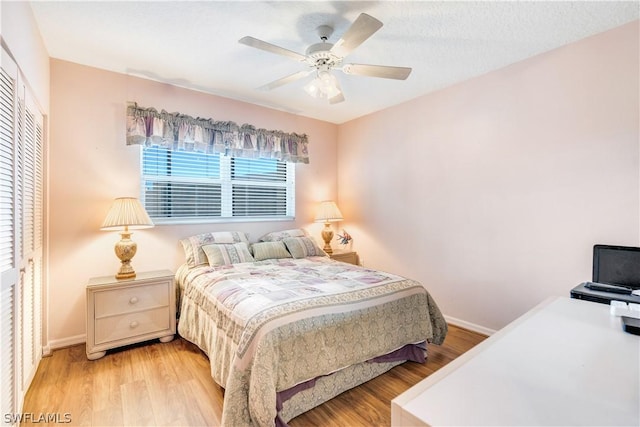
[304,70,342,99]
[239,13,412,104]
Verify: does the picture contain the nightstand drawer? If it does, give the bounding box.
[94,307,171,345]
[330,251,360,265]
[94,282,169,318]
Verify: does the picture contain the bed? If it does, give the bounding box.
[175,230,448,426]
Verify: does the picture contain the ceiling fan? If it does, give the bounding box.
[239,13,412,104]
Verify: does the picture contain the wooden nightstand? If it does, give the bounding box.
[86,270,175,360]
[330,250,360,265]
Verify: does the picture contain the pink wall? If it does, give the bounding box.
[338,21,640,332]
[48,60,338,346]
[46,20,640,343]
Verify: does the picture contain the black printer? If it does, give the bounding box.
[570,244,640,305]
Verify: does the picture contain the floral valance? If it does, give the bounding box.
[126,103,309,164]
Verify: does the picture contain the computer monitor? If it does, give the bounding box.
[593,244,640,289]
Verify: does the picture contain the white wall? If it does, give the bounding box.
[0,1,50,111]
[48,60,338,347]
[338,21,640,332]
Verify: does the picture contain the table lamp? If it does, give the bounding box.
[314,200,343,255]
[100,197,154,279]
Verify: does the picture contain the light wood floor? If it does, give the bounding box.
[23,325,486,426]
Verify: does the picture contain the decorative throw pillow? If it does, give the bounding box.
[283,237,327,259]
[202,243,255,267]
[180,231,250,268]
[258,228,308,242]
[251,241,292,261]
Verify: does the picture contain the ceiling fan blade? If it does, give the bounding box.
[329,92,345,104]
[257,70,313,91]
[331,13,383,58]
[342,63,412,80]
[239,36,307,62]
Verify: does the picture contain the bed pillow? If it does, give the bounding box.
[251,241,292,261]
[258,228,308,242]
[180,231,250,268]
[202,242,255,267]
[283,237,328,259]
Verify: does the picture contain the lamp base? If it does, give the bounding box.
[114,231,137,280]
[116,262,136,280]
[321,223,334,255]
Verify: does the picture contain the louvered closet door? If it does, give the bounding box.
[1,47,45,425]
[1,51,19,426]
[33,105,43,379]
[19,92,44,395]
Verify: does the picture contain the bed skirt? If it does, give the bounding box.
[278,357,406,424]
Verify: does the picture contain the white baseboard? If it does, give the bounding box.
[46,334,86,352]
[444,314,496,336]
[44,319,493,352]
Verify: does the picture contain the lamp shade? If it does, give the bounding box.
[100,197,154,230]
[314,200,344,223]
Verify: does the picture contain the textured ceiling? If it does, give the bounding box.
[30,1,639,124]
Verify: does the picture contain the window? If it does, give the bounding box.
[141,146,295,223]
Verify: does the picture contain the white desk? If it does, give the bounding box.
[392,297,640,426]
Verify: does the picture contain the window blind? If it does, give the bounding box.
[142,147,294,222]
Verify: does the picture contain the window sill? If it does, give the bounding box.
[150,216,295,226]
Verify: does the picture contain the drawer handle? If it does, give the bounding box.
[129,296,139,305]
[130,321,139,329]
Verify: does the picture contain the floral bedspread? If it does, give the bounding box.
[177,256,447,426]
